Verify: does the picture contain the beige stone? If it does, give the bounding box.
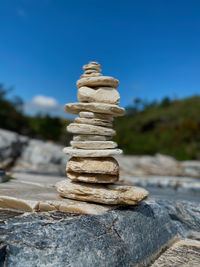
[0,173,114,214]
[67,171,118,183]
[56,179,149,205]
[74,117,112,127]
[67,123,116,136]
[78,86,120,104]
[76,76,119,88]
[63,147,123,157]
[65,103,125,116]
[73,135,112,141]
[83,62,101,72]
[70,141,117,149]
[66,157,119,175]
[80,73,102,79]
[79,111,113,121]
[85,69,99,74]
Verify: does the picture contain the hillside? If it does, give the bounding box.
[114,96,200,160]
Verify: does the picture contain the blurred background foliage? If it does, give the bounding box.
[1,83,200,160]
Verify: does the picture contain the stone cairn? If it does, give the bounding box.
[56,62,148,205]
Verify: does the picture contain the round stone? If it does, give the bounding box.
[63,147,123,157]
[78,86,120,104]
[76,76,119,88]
[83,62,101,72]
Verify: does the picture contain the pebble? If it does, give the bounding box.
[74,117,112,127]
[67,171,118,183]
[67,123,116,136]
[73,135,112,141]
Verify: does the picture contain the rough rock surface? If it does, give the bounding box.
[65,102,125,116]
[76,76,119,88]
[70,140,117,149]
[66,157,119,175]
[78,86,120,104]
[67,123,116,136]
[56,179,148,204]
[67,171,118,183]
[63,147,123,157]
[0,199,193,267]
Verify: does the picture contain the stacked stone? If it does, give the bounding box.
[56,62,148,205]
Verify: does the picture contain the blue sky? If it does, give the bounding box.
[0,0,200,116]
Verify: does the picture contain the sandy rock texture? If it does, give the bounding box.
[63,147,123,157]
[56,179,148,204]
[67,157,119,175]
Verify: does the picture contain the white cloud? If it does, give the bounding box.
[32,95,59,110]
[24,95,66,117]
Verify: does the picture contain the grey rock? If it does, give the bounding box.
[0,129,28,169]
[0,170,8,183]
[0,201,178,267]
[12,139,68,175]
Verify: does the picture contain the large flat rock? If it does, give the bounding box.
[0,200,178,267]
[0,173,113,215]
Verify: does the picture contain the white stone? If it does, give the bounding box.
[76,76,119,88]
[83,62,101,72]
[56,179,149,205]
[78,86,120,104]
[65,103,125,116]
[63,147,123,157]
[80,73,102,79]
[67,123,116,136]
[74,117,112,127]
[73,135,112,141]
[70,141,117,149]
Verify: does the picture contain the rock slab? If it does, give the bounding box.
[56,179,148,204]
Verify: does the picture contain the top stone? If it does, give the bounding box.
[83,62,101,72]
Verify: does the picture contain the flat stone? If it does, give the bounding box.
[63,147,123,157]
[56,179,149,205]
[79,111,113,121]
[80,73,102,79]
[70,141,117,149]
[152,240,200,267]
[73,135,112,141]
[74,117,112,127]
[78,86,120,104]
[67,123,116,136]
[76,76,119,88]
[83,62,101,72]
[65,102,125,116]
[0,173,112,214]
[67,171,118,183]
[67,157,119,175]
[84,69,99,74]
